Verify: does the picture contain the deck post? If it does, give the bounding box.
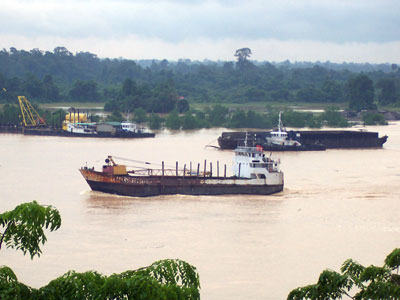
[204,160,206,178]
[190,162,192,177]
[210,162,212,177]
[224,164,226,178]
[238,163,241,177]
[217,161,219,177]
[176,162,178,176]
[197,163,200,176]
[162,161,164,178]
[183,164,186,178]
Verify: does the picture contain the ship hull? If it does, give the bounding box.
[80,169,284,197]
[260,143,326,151]
[22,128,155,138]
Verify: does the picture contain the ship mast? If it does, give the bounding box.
[278,111,283,132]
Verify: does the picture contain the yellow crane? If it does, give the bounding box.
[18,96,46,127]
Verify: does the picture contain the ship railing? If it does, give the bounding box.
[125,160,229,178]
[128,168,216,177]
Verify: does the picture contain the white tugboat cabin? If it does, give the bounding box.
[232,137,283,185]
[266,111,301,147]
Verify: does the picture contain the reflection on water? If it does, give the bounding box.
[1,124,400,300]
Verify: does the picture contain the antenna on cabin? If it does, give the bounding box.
[278,111,283,132]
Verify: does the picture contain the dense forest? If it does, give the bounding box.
[0,47,399,129]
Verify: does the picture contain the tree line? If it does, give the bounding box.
[1,47,400,114]
[2,102,387,132]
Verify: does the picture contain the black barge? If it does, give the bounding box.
[0,126,155,138]
[218,130,388,150]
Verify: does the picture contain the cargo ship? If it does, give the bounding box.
[80,142,284,197]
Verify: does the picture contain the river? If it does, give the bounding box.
[1,122,399,299]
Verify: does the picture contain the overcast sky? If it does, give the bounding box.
[1,0,399,63]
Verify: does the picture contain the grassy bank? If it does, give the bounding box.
[41,102,106,110]
[190,101,347,112]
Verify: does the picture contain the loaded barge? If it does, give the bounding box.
[218,130,387,150]
[80,143,284,197]
[0,123,155,138]
[22,127,155,138]
[0,96,155,138]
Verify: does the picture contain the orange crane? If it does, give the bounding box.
[18,96,46,127]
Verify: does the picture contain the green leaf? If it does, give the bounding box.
[0,201,61,259]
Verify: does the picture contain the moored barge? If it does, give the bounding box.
[218,130,388,150]
[80,144,284,197]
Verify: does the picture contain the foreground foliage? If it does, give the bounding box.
[288,248,400,300]
[0,201,61,259]
[1,259,200,300]
[0,202,200,300]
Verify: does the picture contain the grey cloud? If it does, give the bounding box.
[0,0,399,43]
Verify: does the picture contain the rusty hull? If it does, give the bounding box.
[80,168,283,197]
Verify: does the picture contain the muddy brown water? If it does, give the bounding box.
[1,122,399,299]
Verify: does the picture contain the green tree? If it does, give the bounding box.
[346,75,376,111]
[207,104,229,127]
[181,112,202,130]
[295,86,324,102]
[177,99,190,113]
[44,108,65,129]
[2,259,200,300]
[362,112,387,125]
[151,79,178,113]
[288,248,400,300]
[106,111,124,122]
[122,78,137,97]
[376,78,398,105]
[320,107,349,127]
[69,80,100,102]
[23,73,44,99]
[234,48,252,69]
[42,75,60,101]
[0,104,20,125]
[0,201,61,259]
[165,111,181,130]
[133,107,147,123]
[322,80,344,102]
[148,113,163,130]
[228,110,247,128]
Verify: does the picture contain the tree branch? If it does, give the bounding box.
[0,220,13,250]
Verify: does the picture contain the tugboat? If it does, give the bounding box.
[260,111,303,150]
[80,140,284,197]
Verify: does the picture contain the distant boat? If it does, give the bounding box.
[257,111,306,150]
[218,112,325,151]
[218,112,387,151]
[66,122,97,135]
